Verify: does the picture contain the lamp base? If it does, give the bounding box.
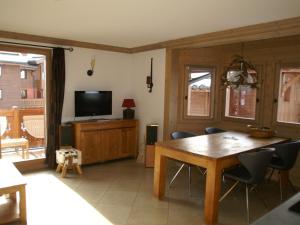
[123,108,135,119]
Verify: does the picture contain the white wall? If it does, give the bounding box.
[0,39,166,162]
[62,47,133,122]
[63,47,166,161]
[131,49,166,162]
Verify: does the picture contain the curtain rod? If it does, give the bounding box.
[0,40,74,52]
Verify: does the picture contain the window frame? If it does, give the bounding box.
[273,62,300,128]
[181,65,216,121]
[221,64,263,124]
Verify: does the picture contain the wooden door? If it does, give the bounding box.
[121,127,137,157]
[100,129,122,161]
[80,130,100,164]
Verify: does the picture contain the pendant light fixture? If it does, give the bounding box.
[222,44,258,89]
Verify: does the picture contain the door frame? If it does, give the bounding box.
[0,43,51,171]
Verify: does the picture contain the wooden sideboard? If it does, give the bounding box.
[73,119,138,165]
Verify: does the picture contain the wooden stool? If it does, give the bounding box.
[56,149,82,178]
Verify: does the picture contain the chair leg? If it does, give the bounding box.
[219,181,239,202]
[288,179,297,193]
[196,166,206,176]
[279,171,283,201]
[246,184,250,224]
[267,168,274,181]
[188,165,191,196]
[169,163,185,188]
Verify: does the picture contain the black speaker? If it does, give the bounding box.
[59,124,74,147]
[146,124,158,145]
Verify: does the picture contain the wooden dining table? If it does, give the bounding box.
[153,131,287,225]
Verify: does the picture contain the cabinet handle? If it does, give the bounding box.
[273,99,278,103]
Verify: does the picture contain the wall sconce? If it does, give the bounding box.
[87,57,95,76]
[146,58,153,92]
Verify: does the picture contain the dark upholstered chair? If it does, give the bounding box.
[267,140,300,200]
[204,127,226,134]
[220,149,274,224]
[169,131,197,195]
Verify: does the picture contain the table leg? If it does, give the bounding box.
[204,160,222,225]
[22,146,25,159]
[25,142,29,159]
[19,185,27,223]
[153,146,166,199]
[8,192,17,201]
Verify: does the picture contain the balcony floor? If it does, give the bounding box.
[0,147,45,162]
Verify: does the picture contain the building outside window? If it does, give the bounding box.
[185,66,214,118]
[277,68,300,124]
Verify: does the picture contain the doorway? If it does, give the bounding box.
[0,44,51,169]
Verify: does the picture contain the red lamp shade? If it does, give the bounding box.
[122,99,135,108]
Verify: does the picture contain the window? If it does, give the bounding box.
[225,70,258,120]
[21,89,27,99]
[276,68,300,124]
[0,89,2,99]
[185,66,214,118]
[20,69,27,79]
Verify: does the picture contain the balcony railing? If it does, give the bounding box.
[0,107,45,149]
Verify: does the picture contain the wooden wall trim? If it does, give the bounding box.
[1,16,300,54]
[131,16,300,53]
[0,30,130,53]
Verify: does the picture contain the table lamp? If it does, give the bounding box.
[122,99,136,119]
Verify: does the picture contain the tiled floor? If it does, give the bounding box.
[6,159,296,225]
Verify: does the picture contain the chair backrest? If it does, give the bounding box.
[204,127,226,134]
[170,131,197,140]
[23,115,45,138]
[273,141,300,170]
[238,149,274,184]
[0,116,7,136]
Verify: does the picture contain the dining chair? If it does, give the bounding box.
[0,116,9,137]
[267,140,300,200]
[219,149,274,224]
[204,127,226,134]
[169,131,197,195]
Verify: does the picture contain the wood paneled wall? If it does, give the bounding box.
[164,35,300,139]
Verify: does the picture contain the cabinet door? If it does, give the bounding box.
[100,129,122,161]
[121,127,137,157]
[80,130,100,164]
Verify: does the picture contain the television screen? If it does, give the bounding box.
[75,91,112,117]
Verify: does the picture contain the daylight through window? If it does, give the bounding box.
[186,67,213,117]
[277,68,300,124]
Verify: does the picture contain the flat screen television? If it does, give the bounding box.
[75,91,112,117]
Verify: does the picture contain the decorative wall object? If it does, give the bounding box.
[87,57,95,76]
[146,58,153,92]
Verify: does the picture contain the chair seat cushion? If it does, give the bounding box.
[224,165,252,184]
